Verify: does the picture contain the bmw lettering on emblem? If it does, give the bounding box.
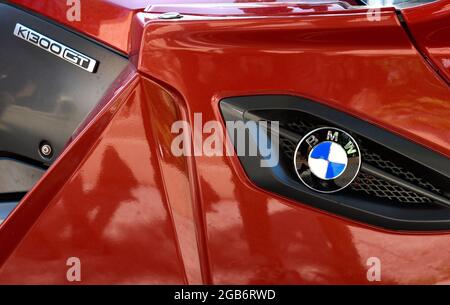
[294,127,361,193]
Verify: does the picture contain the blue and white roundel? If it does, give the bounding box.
[308,141,348,180]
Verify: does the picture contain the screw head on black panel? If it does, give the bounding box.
[39,142,53,159]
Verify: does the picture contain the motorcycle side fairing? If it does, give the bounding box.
[0,0,449,284]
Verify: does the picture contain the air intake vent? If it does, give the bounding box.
[351,172,432,204]
[220,95,450,231]
[280,136,437,205]
[248,108,448,209]
[360,148,443,196]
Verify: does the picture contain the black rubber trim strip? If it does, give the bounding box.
[220,95,450,231]
[0,152,49,170]
[0,192,26,202]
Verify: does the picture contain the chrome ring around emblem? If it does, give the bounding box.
[293,127,361,193]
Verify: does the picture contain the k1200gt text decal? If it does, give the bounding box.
[14,23,98,73]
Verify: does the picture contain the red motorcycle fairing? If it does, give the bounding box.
[7,0,354,54]
[0,0,449,284]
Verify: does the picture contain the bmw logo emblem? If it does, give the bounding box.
[294,127,361,193]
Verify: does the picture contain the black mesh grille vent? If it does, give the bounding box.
[351,172,432,204]
[252,110,447,207]
[360,148,442,195]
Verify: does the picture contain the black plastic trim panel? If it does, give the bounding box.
[0,3,129,165]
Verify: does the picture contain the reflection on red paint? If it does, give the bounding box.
[402,0,450,84]
[0,0,449,284]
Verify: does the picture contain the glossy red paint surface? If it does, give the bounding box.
[136,7,450,283]
[0,1,449,284]
[146,2,351,17]
[402,0,450,84]
[0,76,195,284]
[139,8,450,158]
[8,0,356,54]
